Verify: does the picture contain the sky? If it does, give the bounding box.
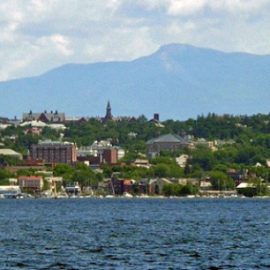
[1,0,270,81]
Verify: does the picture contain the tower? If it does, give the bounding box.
[104,101,113,122]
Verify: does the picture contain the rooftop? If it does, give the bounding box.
[0,148,22,158]
[146,134,189,144]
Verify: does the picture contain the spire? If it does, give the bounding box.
[107,101,111,110]
[104,100,113,122]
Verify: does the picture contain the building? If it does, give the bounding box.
[23,110,65,123]
[103,101,113,122]
[132,159,151,169]
[30,140,77,165]
[77,140,124,165]
[102,148,118,164]
[176,154,189,168]
[148,178,173,195]
[146,134,190,157]
[18,176,43,191]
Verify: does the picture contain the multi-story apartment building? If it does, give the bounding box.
[30,140,77,165]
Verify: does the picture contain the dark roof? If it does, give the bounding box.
[23,112,65,122]
[146,134,189,144]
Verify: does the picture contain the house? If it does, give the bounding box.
[199,180,213,190]
[122,179,136,194]
[148,178,173,195]
[18,176,43,191]
[176,154,189,168]
[178,178,199,186]
[146,134,190,157]
[132,159,151,168]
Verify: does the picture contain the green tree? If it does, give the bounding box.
[153,164,170,177]
[208,171,235,190]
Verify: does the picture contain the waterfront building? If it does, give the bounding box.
[148,178,173,195]
[18,176,43,191]
[30,140,77,165]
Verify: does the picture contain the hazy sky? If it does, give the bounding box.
[1,0,270,81]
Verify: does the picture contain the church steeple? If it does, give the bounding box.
[104,100,113,122]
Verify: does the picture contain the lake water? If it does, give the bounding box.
[0,198,270,270]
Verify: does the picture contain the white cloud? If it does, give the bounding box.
[167,0,206,16]
[0,0,269,80]
[137,0,270,16]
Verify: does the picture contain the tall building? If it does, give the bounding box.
[103,101,113,122]
[30,140,77,165]
[102,148,118,164]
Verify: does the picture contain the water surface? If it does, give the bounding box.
[0,198,270,269]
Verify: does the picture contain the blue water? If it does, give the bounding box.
[0,198,270,269]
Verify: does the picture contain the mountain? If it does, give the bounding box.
[0,43,270,120]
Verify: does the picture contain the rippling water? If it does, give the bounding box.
[1,198,270,269]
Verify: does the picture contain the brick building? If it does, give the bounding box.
[102,148,118,164]
[30,140,77,165]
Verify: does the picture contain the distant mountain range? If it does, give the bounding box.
[0,43,270,120]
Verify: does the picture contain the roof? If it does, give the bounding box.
[37,140,74,146]
[146,134,189,144]
[23,111,65,122]
[236,182,255,189]
[0,148,22,157]
[48,124,67,130]
[0,124,10,130]
[18,176,43,181]
[149,178,172,185]
[134,159,149,164]
[20,120,47,127]
[0,186,21,192]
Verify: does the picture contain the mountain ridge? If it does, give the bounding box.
[0,43,269,120]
